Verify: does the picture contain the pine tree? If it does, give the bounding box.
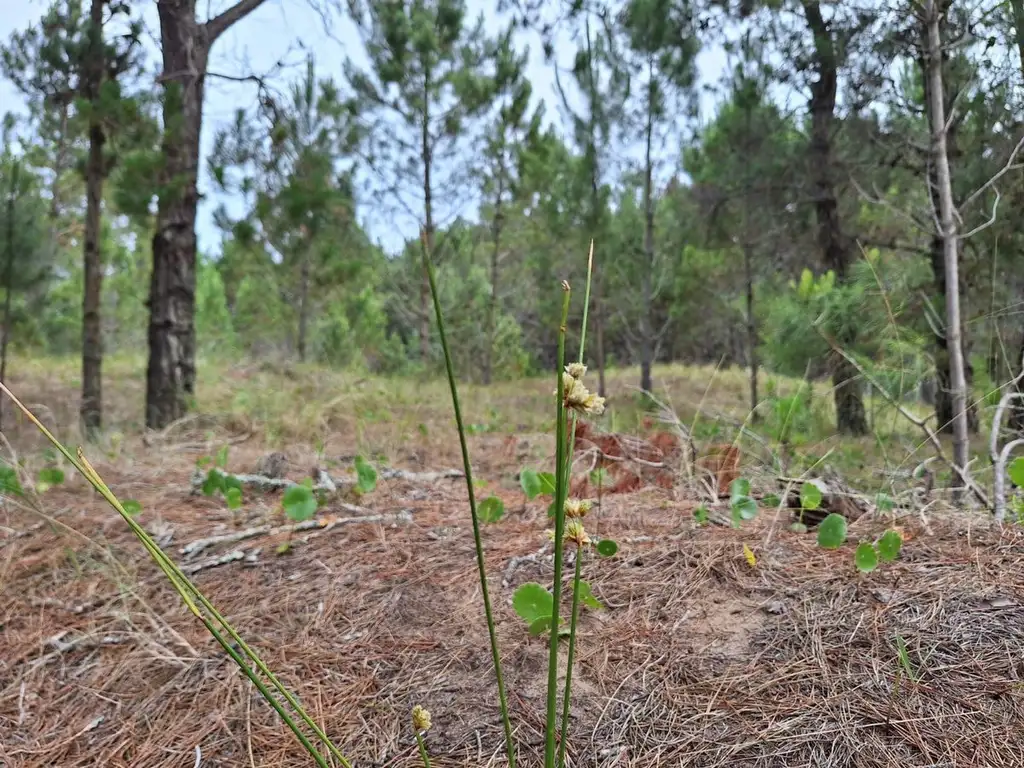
[147,0,271,430]
[478,25,541,384]
[2,0,146,437]
[619,0,699,394]
[346,0,495,361]
[210,55,362,362]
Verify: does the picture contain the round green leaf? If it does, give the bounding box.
[596,538,618,557]
[121,499,142,516]
[877,529,903,562]
[282,484,317,522]
[817,513,848,549]
[800,481,822,511]
[520,469,542,500]
[790,521,808,534]
[1009,457,1024,488]
[731,496,759,521]
[528,616,553,636]
[225,487,243,510]
[855,542,879,572]
[694,505,709,524]
[537,472,557,495]
[875,492,894,513]
[478,495,505,523]
[762,493,782,508]
[513,582,553,624]
[729,477,751,500]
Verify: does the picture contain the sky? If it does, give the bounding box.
[0,0,730,256]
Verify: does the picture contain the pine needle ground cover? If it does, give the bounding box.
[1,358,1021,767]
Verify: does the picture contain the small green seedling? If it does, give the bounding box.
[354,455,378,495]
[479,496,505,523]
[36,467,65,494]
[278,484,319,555]
[729,477,758,527]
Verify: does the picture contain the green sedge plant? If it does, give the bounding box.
[420,238,616,768]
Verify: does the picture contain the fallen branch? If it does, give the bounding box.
[180,510,414,559]
[189,466,464,495]
[988,356,1024,524]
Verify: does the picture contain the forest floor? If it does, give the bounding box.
[2,357,1024,767]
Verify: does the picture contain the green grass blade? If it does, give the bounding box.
[421,240,517,768]
[545,283,573,768]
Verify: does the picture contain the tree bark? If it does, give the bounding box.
[419,70,434,363]
[147,0,267,429]
[81,0,106,438]
[743,241,759,420]
[0,162,19,433]
[639,62,655,395]
[925,0,970,493]
[297,249,311,362]
[801,0,867,435]
[919,5,978,436]
[484,180,504,386]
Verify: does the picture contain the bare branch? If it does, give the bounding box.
[959,132,1024,214]
[205,0,270,45]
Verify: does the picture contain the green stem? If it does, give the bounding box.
[545,286,572,768]
[415,732,432,768]
[557,550,584,768]
[578,240,594,364]
[420,243,517,768]
[0,383,352,768]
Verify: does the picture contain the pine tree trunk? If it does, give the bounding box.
[0,162,18,433]
[919,11,978,435]
[925,0,970,491]
[297,251,311,362]
[484,193,503,386]
[81,0,106,437]
[801,0,867,435]
[147,0,267,429]
[744,242,759,420]
[639,68,655,395]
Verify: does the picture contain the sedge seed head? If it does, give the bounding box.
[411,705,431,732]
[564,498,592,518]
[566,519,591,547]
[565,362,587,380]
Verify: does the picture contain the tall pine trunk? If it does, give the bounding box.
[296,246,312,362]
[639,63,655,395]
[484,187,503,386]
[925,0,970,489]
[743,242,759,419]
[147,0,267,429]
[419,72,434,363]
[920,7,978,435]
[81,0,106,437]
[802,0,867,435]
[0,162,18,433]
